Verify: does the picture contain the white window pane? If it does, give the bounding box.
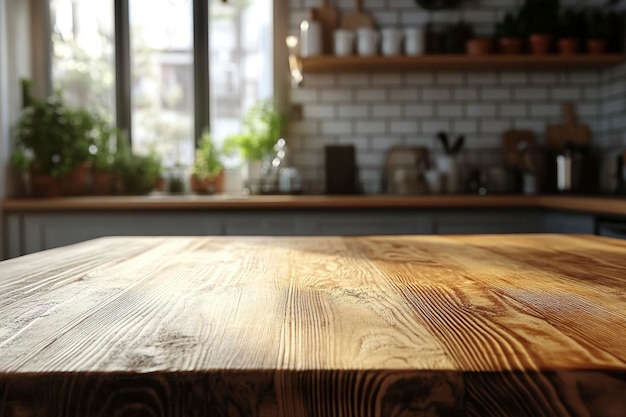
[130,0,194,167]
[209,0,273,146]
[50,0,115,119]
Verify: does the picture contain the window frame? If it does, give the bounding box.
[36,0,285,150]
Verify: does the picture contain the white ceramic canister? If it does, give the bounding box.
[300,20,322,57]
[356,28,380,56]
[404,27,426,56]
[381,28,403,56]
[334,29,355,56]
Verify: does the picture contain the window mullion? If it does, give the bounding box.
[193,0,210,148]
[114,0,131,145]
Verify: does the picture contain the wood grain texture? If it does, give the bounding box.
[0,235,625,416]
[2,195,626,217]
[299,54,626,73]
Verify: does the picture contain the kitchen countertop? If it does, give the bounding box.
[1,194,626,216]
[0,234,625,416]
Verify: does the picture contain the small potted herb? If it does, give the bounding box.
[190,129,224,195]
[495,12,525,54]
[519,0,560,54]
[224,99,285,194]
[557,8,585,55]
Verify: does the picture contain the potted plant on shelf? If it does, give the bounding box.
[585,9,625,54]
[13,85,78,197]
[224,99,285,195]
[60,107,97,196]
[89,117,119,195]
[190,128,224,195]
[113,148,162,195]
[519,0,560,55]
[495,12,525,54]
[557,8,585,55]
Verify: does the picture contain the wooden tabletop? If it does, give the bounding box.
[1,235,625,417]
[2,194,626,217]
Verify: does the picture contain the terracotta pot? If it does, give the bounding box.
[558,38,580,55]
[30,172,62,198]
[587,39,607,55]
[63,163,91,196]
[529,34,552,55]
[190,171,224,195]
[499,37,523,54]
[92,171,114,195]
[465,37,492,55]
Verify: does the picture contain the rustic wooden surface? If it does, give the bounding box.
[2,195,626,217]
[299,54,626,73]
[1,235,625,417]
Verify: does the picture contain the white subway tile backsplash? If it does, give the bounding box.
[320,89,354,103]
[422,88,452,101]
[499,104,527,118]
[453,88,479,101]
[390,120,419,134]
[338,104,369,119]
[466,104,497,118]
[303,104,335,119]
[530,104,561,118]
[388,88,420,101]
[287,1,623,193]
[452,120,479,135]
[436,72,465,85]
[356,89,388,102]
[551,87,582,101]
[371,73,404,85]
[356,121,387,135]
[437,104,464,118]
[499,72,528,85]
[405,104,435,117]
[290,89,318,103]
[480,120,512,134]
[514,88,549,101]
[405,72,435,85]
[322,121,352,135]
[422,120,451,135]
[372,104,403,118]
[480,87,511,101]
[337,73,370,86]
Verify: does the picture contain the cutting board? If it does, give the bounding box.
[310,0,339,55]
[503,129,536,170]
[546,103,591,150]
[341,0,375,30]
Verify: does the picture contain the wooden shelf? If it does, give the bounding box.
[299,54,626,73]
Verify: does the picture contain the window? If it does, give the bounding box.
[49,0,274,168]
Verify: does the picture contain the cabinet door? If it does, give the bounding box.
[297,211,433,236]
[543,212,595,234]
[433,210,544,234]
[21,213,222,255]
[222,213,298,236]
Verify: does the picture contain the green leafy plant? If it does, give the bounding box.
[224,99,285,162]
[113,149,162,195]
[13,82,96,178]
[518,0,560,35]
[559,8,586,38]
[495,12,525,38]
[192,128,223,179]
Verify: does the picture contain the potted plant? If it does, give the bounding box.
[495,12,525,54]
[113,149,162,195]
[585,9,625,54]
[190,128,224,195]
[519,0,560,54]
[224,99,285,194]
[13,86,76,197]
[60,107,97,195]
[89,117,119,195]
[557,8,585,55]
